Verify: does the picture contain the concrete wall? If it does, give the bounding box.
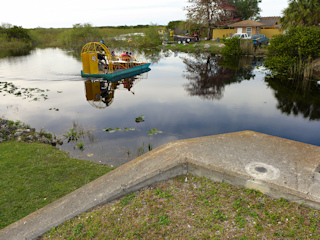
[212,29,234,39]
[212,28,284,40]
[260,29,284,38]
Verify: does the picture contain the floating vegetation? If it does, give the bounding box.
[77,142,84,151]
[135,115,144,123]
[103,127,135,133]
[103,115,162,136]
[148,128,163,136]
[103,115,162,156]
[0,81,49,101]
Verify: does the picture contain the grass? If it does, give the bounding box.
[0,141,114,229]
[164,40,224,54]
[41,174,320,239]
[164,39,268,56]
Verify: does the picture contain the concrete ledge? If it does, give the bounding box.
[1,131,320,240]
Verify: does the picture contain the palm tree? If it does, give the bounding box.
[281,0,320,29]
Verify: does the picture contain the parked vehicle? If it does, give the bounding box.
[228,33,251,39]
[174,35,198,44]
[252,34,269,47]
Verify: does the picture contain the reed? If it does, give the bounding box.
[0,38,32,50]
[29,28,66,47]
[289,56,315,91]
[240,39,254,55]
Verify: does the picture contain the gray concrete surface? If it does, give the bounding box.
[1,130,320,240]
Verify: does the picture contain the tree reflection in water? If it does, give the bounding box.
[265,76,320,121]
[0,48,32,59]
[182,53,256,100]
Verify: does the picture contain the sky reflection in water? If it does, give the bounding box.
[0,48,319,166]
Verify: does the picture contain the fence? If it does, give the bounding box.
[212,29,234,40]
[260,29,284,38]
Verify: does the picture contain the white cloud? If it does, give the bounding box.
[259,0,288,17]
[1,0,289,28]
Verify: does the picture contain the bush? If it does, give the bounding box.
[221,37,242,56]
[0,25,32,49]
[133,25,162,48]
[265,26,320,78]
[221,37,254,56]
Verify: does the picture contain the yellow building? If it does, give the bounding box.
[212,18,283,40]
[228,20,266,37]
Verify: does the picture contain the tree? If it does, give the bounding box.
[0,25,31,42]
[227,0,261,20]
[281,0,320,29]
[184,0,238,39]
[166,21,186,35]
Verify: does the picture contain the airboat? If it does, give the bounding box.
[80,42,151,80]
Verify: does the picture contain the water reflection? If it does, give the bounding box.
[0,47,319,167]
[266,77,320,121]
[84,68,150,108]
[0,48,32,59]
[182,54,256,100]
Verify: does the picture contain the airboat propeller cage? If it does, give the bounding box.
[81,42,113,74]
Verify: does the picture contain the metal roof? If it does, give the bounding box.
[258,17,281,28]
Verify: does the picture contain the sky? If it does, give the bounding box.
[1,0,289,29]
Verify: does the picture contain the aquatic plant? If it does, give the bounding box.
[103,127,135,133]
[63,121,94,149]
[77,142,84,151]
[0,81,49,101]
[103,115,162,137]
[63,128,80,142]
[148,128,163,136]
[137,142,145,156]
[135,115,144,123]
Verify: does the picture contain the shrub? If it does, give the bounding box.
[221,37,242,56]
[130,25,163,48]
[265,26,320,79]
[0,25,32,49]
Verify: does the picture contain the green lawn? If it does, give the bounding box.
[0,141,113,229]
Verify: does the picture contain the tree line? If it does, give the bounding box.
[0,24,31,42]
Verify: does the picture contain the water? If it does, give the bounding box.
[1,48,319,167]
